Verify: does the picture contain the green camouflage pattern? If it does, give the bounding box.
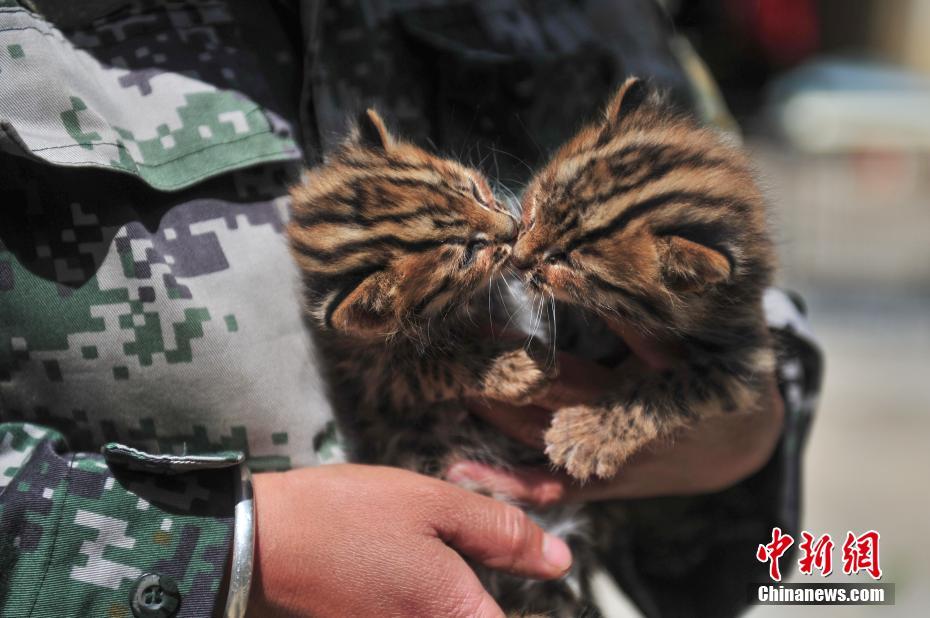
[0,0,300,190]
[1,1,821,617]
[0,422,236,618]
[0,156,343,474]
[1,2,341,615]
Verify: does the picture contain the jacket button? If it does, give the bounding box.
[130,573,181,618]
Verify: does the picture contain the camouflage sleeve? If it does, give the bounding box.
[0,422,240,618]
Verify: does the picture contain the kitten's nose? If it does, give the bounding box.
[495,216,518,243]
[511,238,533,270]
[504,218,518,242]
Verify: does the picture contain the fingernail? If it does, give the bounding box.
[542,533,572,573]
[445,463,476,484]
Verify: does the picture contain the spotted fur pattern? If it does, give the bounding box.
[515,78,776,479]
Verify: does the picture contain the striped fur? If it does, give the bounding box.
[288,109,517,339]
[287,108,554,427]
[287,110,594,616]
[516,78,776,479]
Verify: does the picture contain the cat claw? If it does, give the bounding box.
[481,347,554,405]
[545,405,647,480]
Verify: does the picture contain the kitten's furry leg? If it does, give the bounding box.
[545,400,663,480]
[384,340,554,409]
[545,355,769,480]
[475,343,555,405]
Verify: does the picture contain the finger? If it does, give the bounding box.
[567,379,786,502]
[534,353,614,410]
[434,488,573,580]
[466,399,550,448]
[446,462,568,508]
[426,547,507,618]
[601,319,676,370]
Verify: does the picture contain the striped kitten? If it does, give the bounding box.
[287,110,547,414]
[288,109,551,417]
[515,77,776,480]
[287,110,592,615]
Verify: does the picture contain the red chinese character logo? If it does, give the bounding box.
[757,527,795,581]
[798,532,834,576]
[842,530,882,579]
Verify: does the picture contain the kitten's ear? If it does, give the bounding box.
[355,108,393,151]
[328,273,397,336]
[659,236,731,293]
[603,77,650,129]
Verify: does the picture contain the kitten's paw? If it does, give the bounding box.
[545,404,652,480]
[481,347,554,405]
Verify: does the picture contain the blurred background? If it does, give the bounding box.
[667,0,930,615]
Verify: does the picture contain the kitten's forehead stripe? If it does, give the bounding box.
[411,274,456,316]
[545,144,745,230]
[288,110,517,337]
[585,273,669,321]
[563,191,751,253]
[294,204,443,227]
[515,80,772,347]
[295,234,467,262]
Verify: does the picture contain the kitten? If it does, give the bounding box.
[288,109,549,416]
[287,110,592,616]
[514,77,775,480]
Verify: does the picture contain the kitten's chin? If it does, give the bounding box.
[480,245,512,272]
[551,288,579,305]
[523,276,570,304]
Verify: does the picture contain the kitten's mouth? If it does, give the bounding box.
[522,271,578,306]
[522,271,553,298]
[487,244,512,270]
[528,271,545,290]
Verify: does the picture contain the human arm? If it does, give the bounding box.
[247,464,572,618]
[455,357,784,504]
[1,425,571,618]
[454,289,820,506]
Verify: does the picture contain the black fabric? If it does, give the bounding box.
[303,0,694,184]
[297,2,820,616]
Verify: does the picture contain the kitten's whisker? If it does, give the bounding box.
[523,297,537,351]
[495,276,516,328]
[477,149,492,171]
[487,275,496,336]
[487,144,534,175]
[513,113,543,158]
[548,293,558,369]
[494,274,517,328]
[528,295,545,348]
[500,293,522,333]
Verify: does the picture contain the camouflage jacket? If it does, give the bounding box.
[0,1,822,617]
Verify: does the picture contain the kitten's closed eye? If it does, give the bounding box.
[463,236,490,266]
[544,251,568,265]
[288,108,517,337]
[516,76,772,334]
[470,180,487,206]
[514,77,775,483]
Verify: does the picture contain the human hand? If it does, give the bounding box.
[457,326,784,505]
[247,464,573,617]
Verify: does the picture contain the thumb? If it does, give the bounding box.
[429,547,508,618]
[447,462,569,507]
[603,318,675,370]
[433,487,573,580]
